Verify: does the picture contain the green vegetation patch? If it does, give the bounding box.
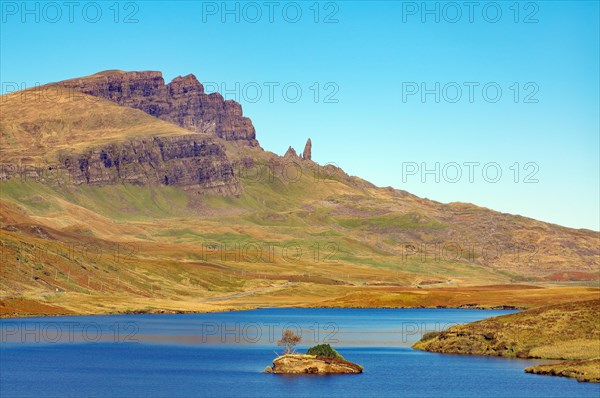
[335,213,447,231]
[306,344,345,360]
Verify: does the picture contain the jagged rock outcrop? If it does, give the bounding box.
[53,136,240,195]
[265,354,363,374]
[57,71,259,146]
[302,138,312,160]
[284,146,298,158]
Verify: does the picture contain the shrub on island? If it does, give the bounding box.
[306,344,345,360]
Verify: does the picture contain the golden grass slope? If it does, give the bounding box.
[525,359,600,383]
[0,86,204,162]
[413,299,600,358]
[413,299,600,382]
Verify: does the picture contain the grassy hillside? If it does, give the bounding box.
[525,359,600,383]
[0,75,599,317]
[413,299,600,382]
[0,87,203,162]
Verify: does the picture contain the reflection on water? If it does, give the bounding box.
[0,308,516,346]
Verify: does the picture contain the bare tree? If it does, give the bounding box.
[277,329,301,355]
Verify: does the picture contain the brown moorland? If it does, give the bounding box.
[1,71,598,319]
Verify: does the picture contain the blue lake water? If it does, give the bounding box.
[1,308,598,397]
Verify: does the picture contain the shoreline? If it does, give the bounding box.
[2,284,596,319]
[0,304,523,320]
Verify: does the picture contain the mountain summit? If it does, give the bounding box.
[59,70,259,146]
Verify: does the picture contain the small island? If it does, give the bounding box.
[265,331,363,375]
[266,353,363,374]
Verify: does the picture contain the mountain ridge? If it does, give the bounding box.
[55,70,259,146]
[0,70,598,316]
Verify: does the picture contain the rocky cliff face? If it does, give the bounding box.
[58,71,259,146]
[0,135,240,195]
[58,135,240,195]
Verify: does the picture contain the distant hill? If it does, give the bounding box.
[0,70,598,316]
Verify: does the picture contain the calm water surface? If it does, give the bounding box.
[1,308,598,397]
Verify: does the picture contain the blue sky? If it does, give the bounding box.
[1,1,598,230]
